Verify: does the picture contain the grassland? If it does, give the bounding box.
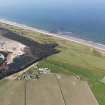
[0,75,99,105]
[0,23,105,105]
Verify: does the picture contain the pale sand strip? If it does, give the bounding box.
[0,19,105,52]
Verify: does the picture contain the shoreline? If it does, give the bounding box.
[0,19,105,52]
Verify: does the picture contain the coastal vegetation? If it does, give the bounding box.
[0,23,105,105]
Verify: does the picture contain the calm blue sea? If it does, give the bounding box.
[0,0,105,44]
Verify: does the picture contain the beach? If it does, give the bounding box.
[0,19,105,52]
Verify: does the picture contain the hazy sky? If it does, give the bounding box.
[0,0,104,12]
[0,0,105,6]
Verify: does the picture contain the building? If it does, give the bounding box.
[0,53,5,64]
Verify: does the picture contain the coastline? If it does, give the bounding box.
[0,19,105,52]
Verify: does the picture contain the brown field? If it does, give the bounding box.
[27,74,65,105]
[0,74,99,105]
[58,75,99,105]
[0,80,25,105]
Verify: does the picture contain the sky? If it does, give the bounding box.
[0,0,105,6]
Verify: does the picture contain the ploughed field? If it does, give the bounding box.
[0,23,105,105]
[0,74,99,105]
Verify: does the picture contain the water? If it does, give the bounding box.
[0,0,105,44]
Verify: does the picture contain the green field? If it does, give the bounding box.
[1,23,105,105]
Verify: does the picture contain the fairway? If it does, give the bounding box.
[0,74,99,105]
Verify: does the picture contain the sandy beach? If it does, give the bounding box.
[0,19,105,52]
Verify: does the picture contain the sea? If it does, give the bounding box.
[0,0,105,44]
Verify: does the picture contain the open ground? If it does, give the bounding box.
[0,22,105,105]
[0,74,99,105]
